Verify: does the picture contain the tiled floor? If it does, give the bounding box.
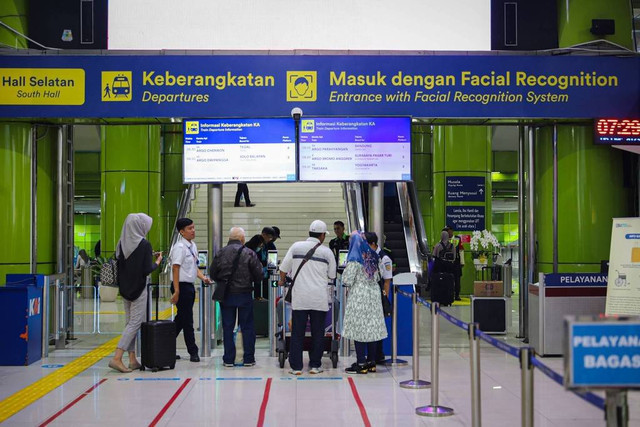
[1,297,638,426]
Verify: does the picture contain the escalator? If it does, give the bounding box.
[343,181,430,286]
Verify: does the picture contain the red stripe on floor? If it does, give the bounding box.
[256,377,273,427]
[38,378,108,427]
[348,377,371,427]
[148,378,192,427]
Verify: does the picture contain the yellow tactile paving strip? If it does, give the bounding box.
[0,306,174,423]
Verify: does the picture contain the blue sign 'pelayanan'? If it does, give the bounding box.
[0,54,638,118]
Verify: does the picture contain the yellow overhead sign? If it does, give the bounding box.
[0,68,85,105]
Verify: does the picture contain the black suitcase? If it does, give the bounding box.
[140,285,176,372]
[253,298,269,337]
[431,272,455,306]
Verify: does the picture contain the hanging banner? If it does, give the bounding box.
[0,54,638,118]
[606,218,640,316]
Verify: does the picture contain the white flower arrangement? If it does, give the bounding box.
[470,229,500,254]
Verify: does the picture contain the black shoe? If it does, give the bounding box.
[233,204,240,207]
[190,354,200,362]
[455,296,462,301]
[345,363,368,374]
[247,203,255,207]
[366,361,377,373]
[175,355,181,360]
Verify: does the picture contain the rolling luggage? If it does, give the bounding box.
[430,272,455,306]
[253,297,269,337]
[140,284,176,372]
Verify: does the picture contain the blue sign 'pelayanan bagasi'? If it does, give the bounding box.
[566,320,640,389]
[0,54,638,118]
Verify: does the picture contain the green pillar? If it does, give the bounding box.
[161,125,186,251]
[412,124,433,245]
[433,126,492,295]
[101,125,162,259]
[558,0,633,50]
[535,126,631,273]
[0,124,31,281]
[0,0,28,48]
[36,126,57,275]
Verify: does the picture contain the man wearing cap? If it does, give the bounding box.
[279,220,337,375]
[170,218,212,362]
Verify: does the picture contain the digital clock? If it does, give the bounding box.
[594,119,640,144]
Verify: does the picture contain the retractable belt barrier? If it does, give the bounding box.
[394,289,606,425]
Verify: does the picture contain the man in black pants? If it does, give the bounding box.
[234,183,255,207]
[170,218,212,362]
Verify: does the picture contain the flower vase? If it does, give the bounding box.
[474,256,488,271]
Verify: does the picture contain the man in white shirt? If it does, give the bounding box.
[279,220,337,375]
[170,217,211,362]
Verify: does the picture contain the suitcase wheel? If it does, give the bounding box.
[170,364,175,370]
[151,367,159,373]
[140,365,145,371]
[330,352,338,369]
[278,351,286,368]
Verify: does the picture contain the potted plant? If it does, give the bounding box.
[470,230,501,270]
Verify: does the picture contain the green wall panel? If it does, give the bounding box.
[36,127,56,267]
[493,151,518,174]
[102,126,151,172]
[0,1,28,48]
[75,152,101,197]
[558,0,633,50]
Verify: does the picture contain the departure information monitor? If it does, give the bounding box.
[183,118,296,183]
[594,118,640,144]
[299,117,412,181]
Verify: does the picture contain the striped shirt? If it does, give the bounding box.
[280,237,337,311]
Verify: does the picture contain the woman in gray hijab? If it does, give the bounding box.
[109,213,163,373]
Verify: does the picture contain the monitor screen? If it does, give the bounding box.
[268,250,278,267]
[338,249,349,267]
[299,117,412,182]
[183,118,297,183]
[197,250,208,269]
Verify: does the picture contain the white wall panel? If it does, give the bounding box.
[108,0,490,50]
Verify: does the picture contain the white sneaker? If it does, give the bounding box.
[288,369,303,376]
[309,366,324,374]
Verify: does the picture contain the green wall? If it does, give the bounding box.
[0,0,28,48]
[74,214,100,258]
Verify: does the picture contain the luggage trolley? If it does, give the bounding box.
[274,276,340,369]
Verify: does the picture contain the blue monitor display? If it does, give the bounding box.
[298,117,412,181]
[183,118,297,183]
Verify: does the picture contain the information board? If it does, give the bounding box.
[446,176,486,202]
[298,117,411,182]
[565,318,640,389]
[446,206,485,231]
[606,218,640,316]
[183,118,296,183]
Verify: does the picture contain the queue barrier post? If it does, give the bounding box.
[400,287,430,389]
[605,390,629,427]
[385,283,407,366]
[468,322,482,427]
[200,281,212,357]
[520,347,534,427]
[416,302,454,417]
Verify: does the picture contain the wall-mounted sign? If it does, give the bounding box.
[446,176,485,202]
[594,119,640,145]
[606,218,640,316]
[446,206,485,231]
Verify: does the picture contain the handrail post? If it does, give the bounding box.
[416,302,454,417]
[340,277,350,357]
[520,347,534,427]
[42,276,50,358]
[269,271,278,357]
[605,390,629,427]
[400,287,430,389]
[384,284,407,366]
[469,323,482,427]
[200,281,212,357]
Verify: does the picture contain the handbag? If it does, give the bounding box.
[212,246,244,301]
[381,291,392,317]
[100,255,118,287]
[284,242,321,303]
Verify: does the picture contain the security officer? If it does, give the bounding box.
[365,232,393,364]
[170,217,212,362]
[445,226,465,301]
[329,220,350,263]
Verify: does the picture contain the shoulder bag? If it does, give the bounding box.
[100,254,119,287]
[212,246,244,301]
[284,242,322,303]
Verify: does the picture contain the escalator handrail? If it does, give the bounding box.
[163,184,196,273]
[406,181,430,259]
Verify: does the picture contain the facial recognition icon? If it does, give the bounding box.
[301,119,315,133]
[101,71,132,101]
[287,71,317,102]
[185,121,199,135]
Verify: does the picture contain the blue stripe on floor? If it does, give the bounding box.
[215,377,263,381]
